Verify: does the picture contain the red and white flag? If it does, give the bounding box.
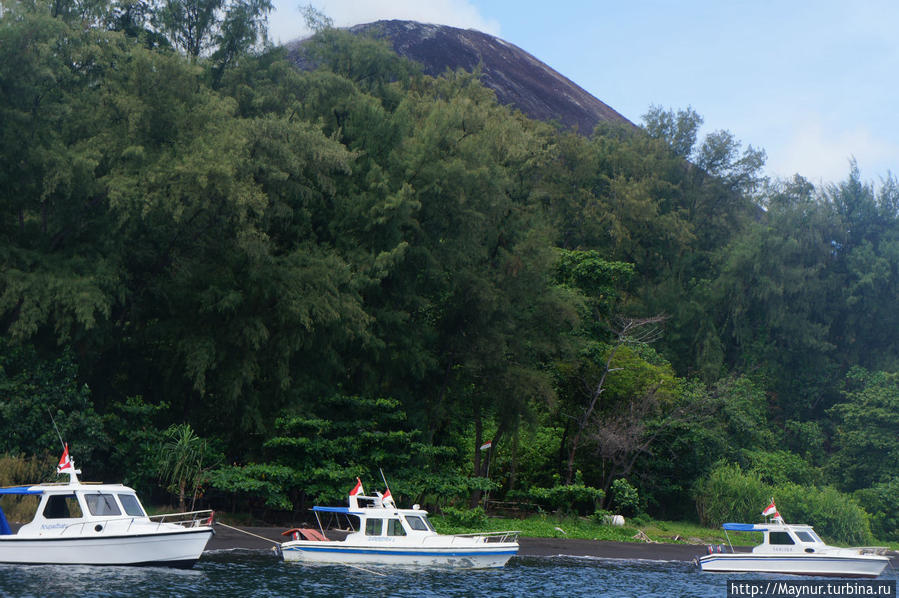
[382,488,395,507]
[57,443,73,473]
[349,477,364,496]
[479,441,492,451]
[762,499,778,518]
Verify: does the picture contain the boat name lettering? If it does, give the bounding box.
[41,523,67,529]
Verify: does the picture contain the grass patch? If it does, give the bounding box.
[430,513,763,546]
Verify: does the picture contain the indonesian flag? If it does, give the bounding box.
[382,488,395,507]
[479,441,492,451]
[349,477,364,496]
[762,499,779,518]
[57,443,73,473]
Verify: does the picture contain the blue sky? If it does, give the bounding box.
[268,1,898,186]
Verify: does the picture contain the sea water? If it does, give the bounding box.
[0,552,896,597]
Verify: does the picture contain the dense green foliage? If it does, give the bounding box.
[1,2,897,539]
[694,463,872,545]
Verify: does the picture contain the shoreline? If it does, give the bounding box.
[206,525,899,565]
[206,525,729,562]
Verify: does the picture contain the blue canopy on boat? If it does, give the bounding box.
[722,523,766,532]
[312,506,361,515]
[0,486,42,535]
[0,486,41,495]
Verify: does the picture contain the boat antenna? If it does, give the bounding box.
[379,467,390,491]
[47,408,66,452]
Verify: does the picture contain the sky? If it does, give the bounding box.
[267,0,899,186]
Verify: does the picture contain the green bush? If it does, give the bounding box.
[527,483,604,516]
[693,461,872,545]
[441,506,488,528]
[773,484,872,545]
[741,449,819,486]
[609,478,641,516]
[854,479,899,541]
[693,462,768,526]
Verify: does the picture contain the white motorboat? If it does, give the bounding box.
[0,445,213,568]
[280,479,519,568]
[699,501,889,578]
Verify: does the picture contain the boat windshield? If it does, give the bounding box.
[117,493,145,517]
[795,529,822,543]
[404,515,432,531]
[85,493,122,516]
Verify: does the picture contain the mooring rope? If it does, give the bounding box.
[213,521,387,576]
[215,521,281,545]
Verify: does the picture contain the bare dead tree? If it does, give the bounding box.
[564,315,667,485]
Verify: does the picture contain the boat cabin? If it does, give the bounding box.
[1,483,149,537]
[308,493,437,541]
[722,522,826,554]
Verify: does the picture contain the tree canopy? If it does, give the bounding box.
[2,3,897,532]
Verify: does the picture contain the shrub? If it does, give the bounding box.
[527,483,604,516]
[773,484,872,545]
[741,449,819,486]
[693,462,768,526]
[693,461,872,545]
[441,506,488,528]
[609,478,640,516]
[854,479,899,541]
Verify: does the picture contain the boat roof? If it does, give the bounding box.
[723,523,768,532]
[312,505,429,516]
[722,522,813,532]
[0,482,136,495]
[313,506,359,515]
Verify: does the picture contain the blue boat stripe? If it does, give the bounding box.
[284,546,518,557]
[701,556,882,564]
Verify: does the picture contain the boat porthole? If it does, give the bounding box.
[95,524,103,532]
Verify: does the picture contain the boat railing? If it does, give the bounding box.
[451,530,520,544]
[55,510,212,536]
[149,509,214,529]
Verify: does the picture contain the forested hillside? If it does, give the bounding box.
[2,2,898,539]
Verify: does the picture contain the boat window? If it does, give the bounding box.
[43,495,83,519]
[365,518,383,536]
[769,531,795,545]
[404,515,429,531]
[387,519,406,536]
[794,531,818,543]
[1,494,39,526]
[117,494,145,517]
[421,515,435,531]
[85,493,122,516]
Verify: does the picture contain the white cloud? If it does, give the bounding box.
[268,0,500,45]
[766,119,897,186]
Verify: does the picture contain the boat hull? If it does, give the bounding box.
[699,553,889,578]
[281,541,518,568]
[0,529,212,567]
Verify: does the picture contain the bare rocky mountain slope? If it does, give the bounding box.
[289,20,634,134]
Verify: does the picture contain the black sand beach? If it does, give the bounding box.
[207,524,899,565]
[207,525,719,561]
